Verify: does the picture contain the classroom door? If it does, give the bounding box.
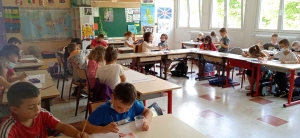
[0,0,7,48]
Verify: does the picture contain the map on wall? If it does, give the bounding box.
[140,4,155,26]
[19,7,72,42]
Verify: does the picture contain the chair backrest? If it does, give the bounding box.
[229,47,243,55]
[92,79,113,102]
[88,101,105,114]
[147,102,163,117]
[133,43,143,53]
[56,55,63,67]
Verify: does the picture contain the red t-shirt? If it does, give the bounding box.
[91,39,108,47]
[0,108,60,138]
[200,43,218,51]
[6,69,15,78]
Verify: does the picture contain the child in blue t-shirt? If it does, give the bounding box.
[79,83,153,134]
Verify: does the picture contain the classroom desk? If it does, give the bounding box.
[15,55,44,71]
[123,67,181,114]
[16,70,52,80]
[57,114,206,138]
[117,46,133,53]
[2,80,60,111]
[181,41,202,49]
[261,60,300,107]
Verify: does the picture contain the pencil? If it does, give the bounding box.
[24,72,29,78]
[81,119,88,135]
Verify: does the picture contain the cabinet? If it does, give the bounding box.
[71,7,95,39]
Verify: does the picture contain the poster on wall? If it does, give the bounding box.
[59,0,65,4]
[125,8,140,23]
[39,0,44,6]
[48,0,54,4]
[143,26,153,33]
[84,7,92,15]
[104,8,114,22]
[16,0,23,5]
[4,7,21,33]
[157,7,172,33]
[140,4,155,26]
[82,24,94,39]
[128,25,137,34]
[141,0,154,4]
[19,7,72,42]
[27,0,34,4]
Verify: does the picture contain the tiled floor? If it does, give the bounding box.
[51,62,298,138]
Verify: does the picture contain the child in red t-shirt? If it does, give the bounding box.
[90,34,108,49]
[0,82,88,138]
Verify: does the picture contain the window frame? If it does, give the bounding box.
[209,0,245,30]
[177,0,202,28]
[255,0,300,33]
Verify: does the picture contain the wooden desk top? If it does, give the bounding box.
[182,41,202,45]
[2,80,60,104]
[262,60,300,70]
[15,55,44,69]
[16,70,52,80]
[57,114,206,138]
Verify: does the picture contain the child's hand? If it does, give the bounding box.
[77,132,89,138]
[142,119,150,131]
[219,42,224,46]
[19,73,27,80]
[258,57,262,60]
[242,52,247,57]
[104,122,119,133]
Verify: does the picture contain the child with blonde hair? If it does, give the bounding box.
[124,31,134,48]
[292,41,300,53]
[196,32,204,42]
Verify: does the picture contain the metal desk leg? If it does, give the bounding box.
[43,99,51,112]
[167,90,173,114]
[252,64,261,97]
[284,70,296,107]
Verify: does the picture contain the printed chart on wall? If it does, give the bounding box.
[19,7,72,42]
[140,4,155,26]
[81,8,94,39]
[3,7,20,33]
[104,8,114,22]
[157,7,172,33]
[125,8,140,23]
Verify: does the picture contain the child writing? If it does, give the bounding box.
[218,28,230,53]
[79,83,153,134]
[292,41,300,53]
[87,46,105,91]
[242,45,268,90]
[158,34,172,72]
[142,32,156,74]
[67,43,87,98]
[195,36,218,77]
[258,33,279,50]
[211,31,220,43]
[0,82,88,138]
[96,46,126,89]
[269,39,299,97]
[90,34,108,49]
[195,32,204,42]
[124,31,134,48]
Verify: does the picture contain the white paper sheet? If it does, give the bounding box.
[33,83,43,88]
[124,70,155,84]
[91,127,138,138]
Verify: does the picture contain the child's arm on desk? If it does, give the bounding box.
[54,122,88,138]
[142,107,153,131]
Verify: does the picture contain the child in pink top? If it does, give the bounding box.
[87,46,105,90]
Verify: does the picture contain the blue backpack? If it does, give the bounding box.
[208,77,232,87]
[204,63,214,72]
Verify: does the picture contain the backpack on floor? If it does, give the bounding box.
[204,63,215,77]
[171,61,188,77]
[208,76,232,87]
[292,88,300,101]
[252,79,276,96]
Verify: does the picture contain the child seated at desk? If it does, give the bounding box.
[218,28,230,53]
[257,33,279,51]
[90,34,108,49]
[67,43,87,98]
[87,46,105,91]
[195,32,204,42]
[242,45,268,90]
[142,32,156,74]
[7,37,23,56]
[124,31,134,48]
[292,41,300,53]
[0,82,88,138]
[269,39,299,97]
[96,46,126,89]
[64,38,83,70]
[211,31,220,43]
[79,83,153,134]
[158,34,172,72]
[0,45,34,63]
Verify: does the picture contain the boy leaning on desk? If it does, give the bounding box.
[79,83,153,134]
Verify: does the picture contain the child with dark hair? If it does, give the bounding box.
[79,82,152,134]
[90,34,108,49]
[142,32,156,74]
[67,43,87,97]
[64,38,83,66]
[269,39,299,97]
[0,82,88,138]
[96,46,126,89]
[7,37,23,56]
[258,33,279,50]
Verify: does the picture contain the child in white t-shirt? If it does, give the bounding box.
[96,47,126,89]
[269,39,299,97]
[124,31,134,48]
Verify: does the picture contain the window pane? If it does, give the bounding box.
[258,0,280,29]
[189,0,200,27]
[283,0,300,30]
[211,0,224,28]
[178,0,188,27]
[227,0,242,28]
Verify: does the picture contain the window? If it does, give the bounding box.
[257,0,300,31]
[178,0,201,28]
[210,0,245,29]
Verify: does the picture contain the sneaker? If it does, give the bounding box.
[274,91,284,97]
[245,86,251,90]
[71,92,88,98]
